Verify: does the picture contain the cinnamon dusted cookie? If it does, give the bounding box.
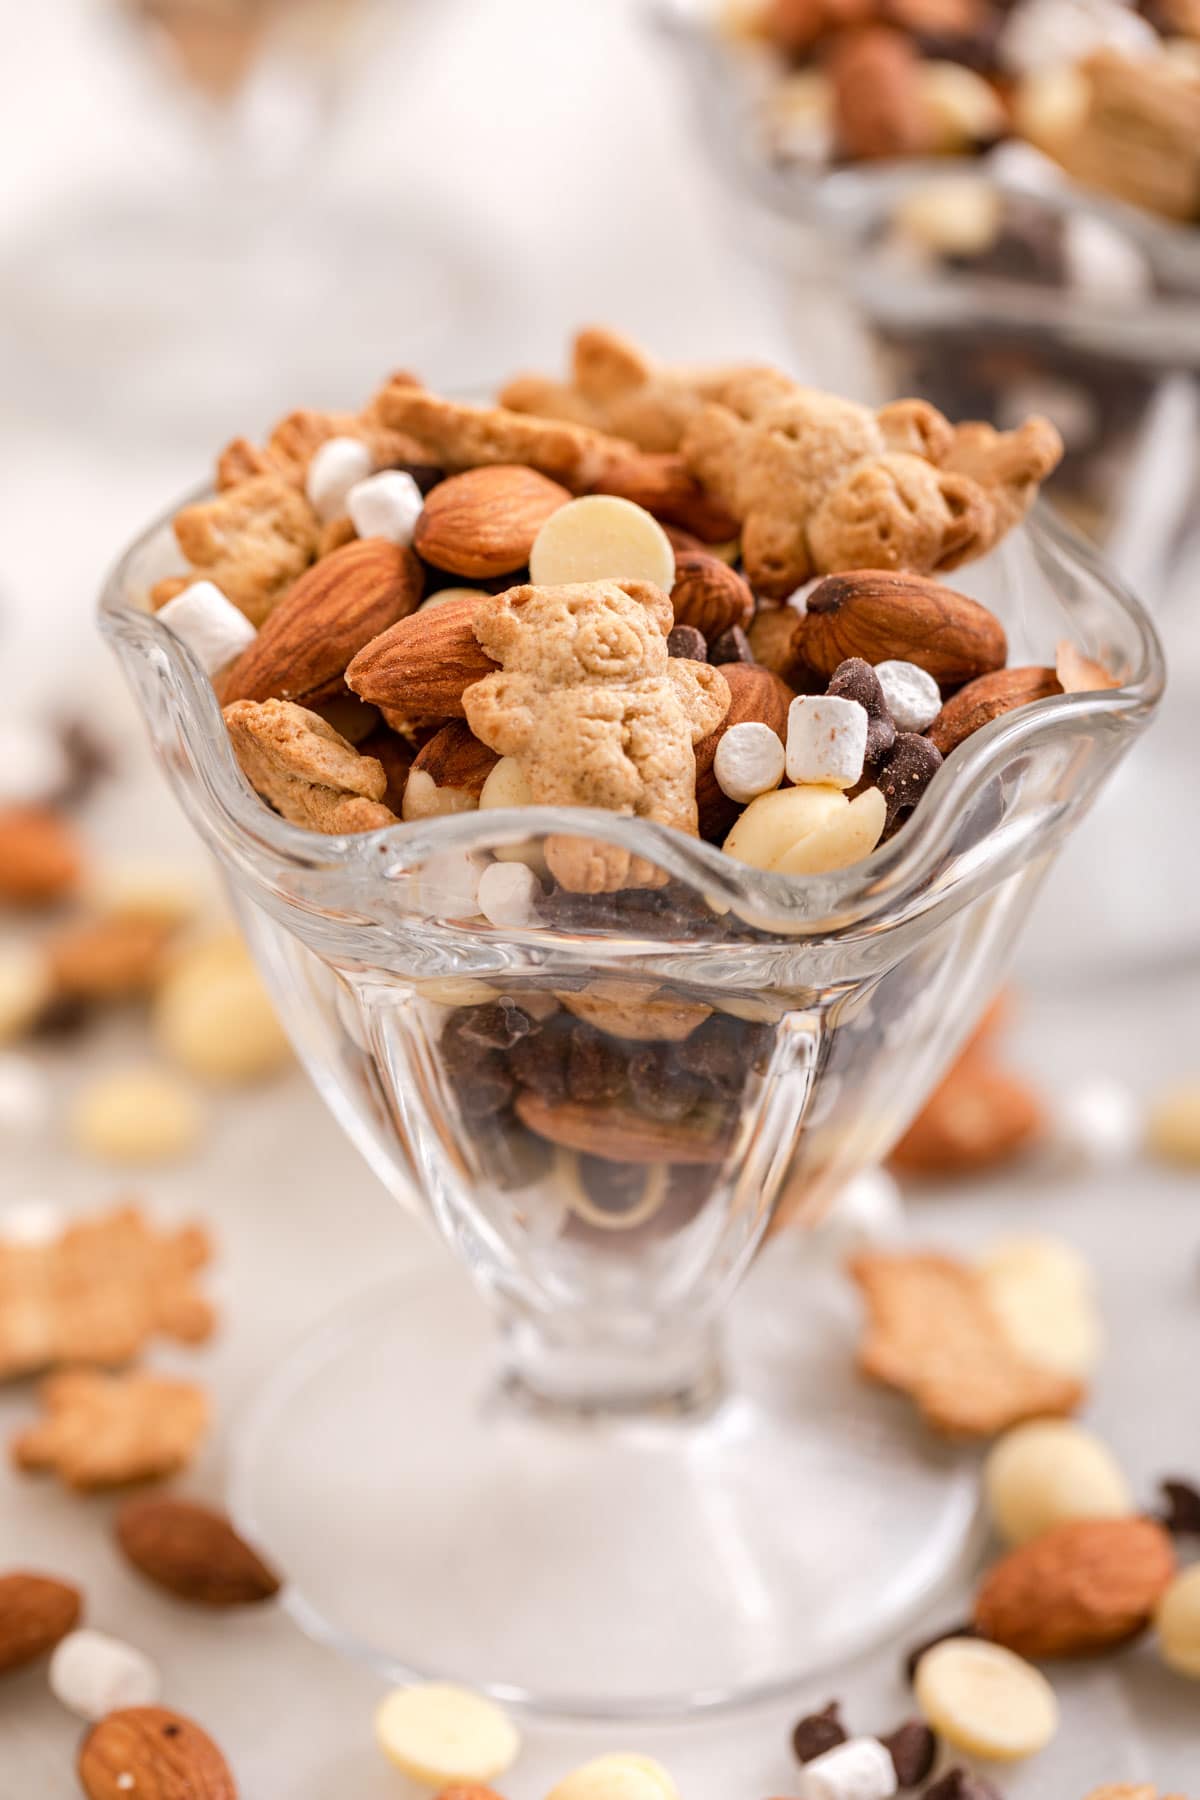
[223,698,398,835]
[850,1250,1083,1437]
[461,580,729,893]
[0,1204,215,1381]
[11,1369,209,1491]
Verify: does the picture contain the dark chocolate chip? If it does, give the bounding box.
[1160,1477,1200,1535]
[877,732,944,831]
[54,718,117,809]
[452,1057,514,1120]
[508,1017,573,1103]
[566,1028,628,1105]
[28,993,93,1042]
[827,658,897,766]
[628,1045,704,1122]
[923,1769,1003,1800]
[442,999,534,1065]
[709,624,754,664]
[904,1622,978,1684]
[667,624,708,662]
[791,1700,847,1764]
[677,1014,767,1095]
[882,1719,938,1787]
[391,460,445,496]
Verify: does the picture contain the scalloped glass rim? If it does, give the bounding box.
[98,487,1163,942]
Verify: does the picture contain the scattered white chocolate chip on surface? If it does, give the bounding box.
[374,1682,520,1785]
[69,1066,203,1165]
[529,495,674,591]
[304,435,373,522]
[1156,1564,1200,1679]
[49,1628,161,1721]
[984,1419,1133,1546]
[786,695,868,790]
[873,661,941,734]
[914,1637,1058,1760]
[155,935,290,1084]
[546,1752,680,1800]
[157,581,258,677]
[714,720,786,804]
[799,1736,898,1800]
[346,470,424,547]
[978,1234,1102,1379]
[478,860,543,929]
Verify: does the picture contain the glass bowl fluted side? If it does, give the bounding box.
[99,495,1161,1401]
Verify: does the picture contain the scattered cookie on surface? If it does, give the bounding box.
[11,1368,210,1491]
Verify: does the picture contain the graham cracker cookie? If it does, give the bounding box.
[11,1369,209,1490]
[0,1204,215,1381]
[169,474,321,626]
[850,1250,1083,1437]
[223,698,398,835]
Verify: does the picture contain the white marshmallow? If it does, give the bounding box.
[0,1197,63,1246]
[784,577,823,617]
[714,721,786,805]
[49,1629,161,1721]
[304,435,373,522]
[477,861,543,929]
[0,1055,53,1141]
[873,660,942,734]
[347,470,425,547]
[801,1737,897,1800]
[819,1167,906,1254]
[0,719,72,808]
[1000,0,1157,78]
[1064,212,1152,304]
[414,851,486,921]
[157,581,257,678]
[1054,1075,1142,1165]
[786,695,868,790]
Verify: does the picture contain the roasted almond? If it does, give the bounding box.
[831,25,928,162]
[47,914,175,1001]
[218,538,424,707]
[590,451,739,543]
[79,1706,237,1800]
[927,666,1063,756]
[515,1092,730,1164]
[889,1059,1044,1175]
[116,1496,281,1606]
[414,465,570,578]
[973,1517,1176,1658]
[346,593,496,719]
[695,663,795,840]
[0,1571,82,1674]
[797,571,1007,689]
[0,808,84,907]
[671,552,754,642]
[404,722,499,821]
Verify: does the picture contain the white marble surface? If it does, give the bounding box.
[2,1,1199,1794]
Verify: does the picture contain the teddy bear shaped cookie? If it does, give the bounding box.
[462,580,730,894]
[682,386,1063,599]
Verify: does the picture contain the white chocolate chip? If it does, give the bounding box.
[0,719,73,808]
[304,435,373,522]
[346,470,424,546]
[714,721,786,804]
[799,1737,897,1800]
[69,1066,204,1165]
[157,581,257,678]
[547,1754,680,1800]
[984,1420,1133,1546]
[529,495,674,591]
[49,1629,160,1722]
[977,1234,1101,1379]
[154,936,290,1085]
[1156,1565,1200,1679]
[914,1637,1058,1760]
[478,860,543,928]
[786,695,868,790]
[374,1683,520,1786]
[873,661,941,734]
[0,1056,52,1142]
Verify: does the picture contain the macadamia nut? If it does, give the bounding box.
[724,784,886,876]
[1156,1564,1200,1679]
[984,1420,1133,1546]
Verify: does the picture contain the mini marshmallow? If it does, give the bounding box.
[819,1167,906,1255]
[347,470,425,547]
[801,1737,898,1800]
[714,721,786,804]
[786,695,868,790]
[873,660,941,734]
[477,860,543,929]
[1055,1075,1142,1165]
[49,1629,161,1721]
[304,435,373,522]
[157,581,257,678]
[0,719,73,808]
[414,851,486,921]
[0,1055,53,1141]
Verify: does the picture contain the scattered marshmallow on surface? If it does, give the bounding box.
[477,860,543,929]
[0,719,73,809]
[157,581,257,677]
[819,1167,906,1255]
[304,435,373,522]
[347,470,425,547]
[714,721,786,804]
[786,695,868,790]
[872,661,941,735]
[1054,1075,1142,1165]
[49,1628,161,1721]
[800,1736,898,1800]
[0,1054,53,1141]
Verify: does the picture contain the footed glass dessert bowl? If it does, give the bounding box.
[101,449,1160,1720]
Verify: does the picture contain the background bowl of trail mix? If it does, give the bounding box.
[656,0,1200,578]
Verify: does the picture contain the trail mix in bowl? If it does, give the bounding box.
[144,326,1096,907]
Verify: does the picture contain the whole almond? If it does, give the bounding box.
[116,1496,281,1607]
[0,1571,82,1674]
[671,552,754,642]
[47,914,174,1001]
[415,465,570,578]
[927,666,1063,756]
[591,450,738,543]
[218,538,424,707]
[405,722,500,819]
[347,593,496,719]
[515,1093,730,1165]
[973,1517,1176,1658]
[890,1060,1044,1175]
[79,1706,236,1800]
[831,25,928,161]
[798,571,1007,689]
[695,663,795,839]
[0,807,84,906]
